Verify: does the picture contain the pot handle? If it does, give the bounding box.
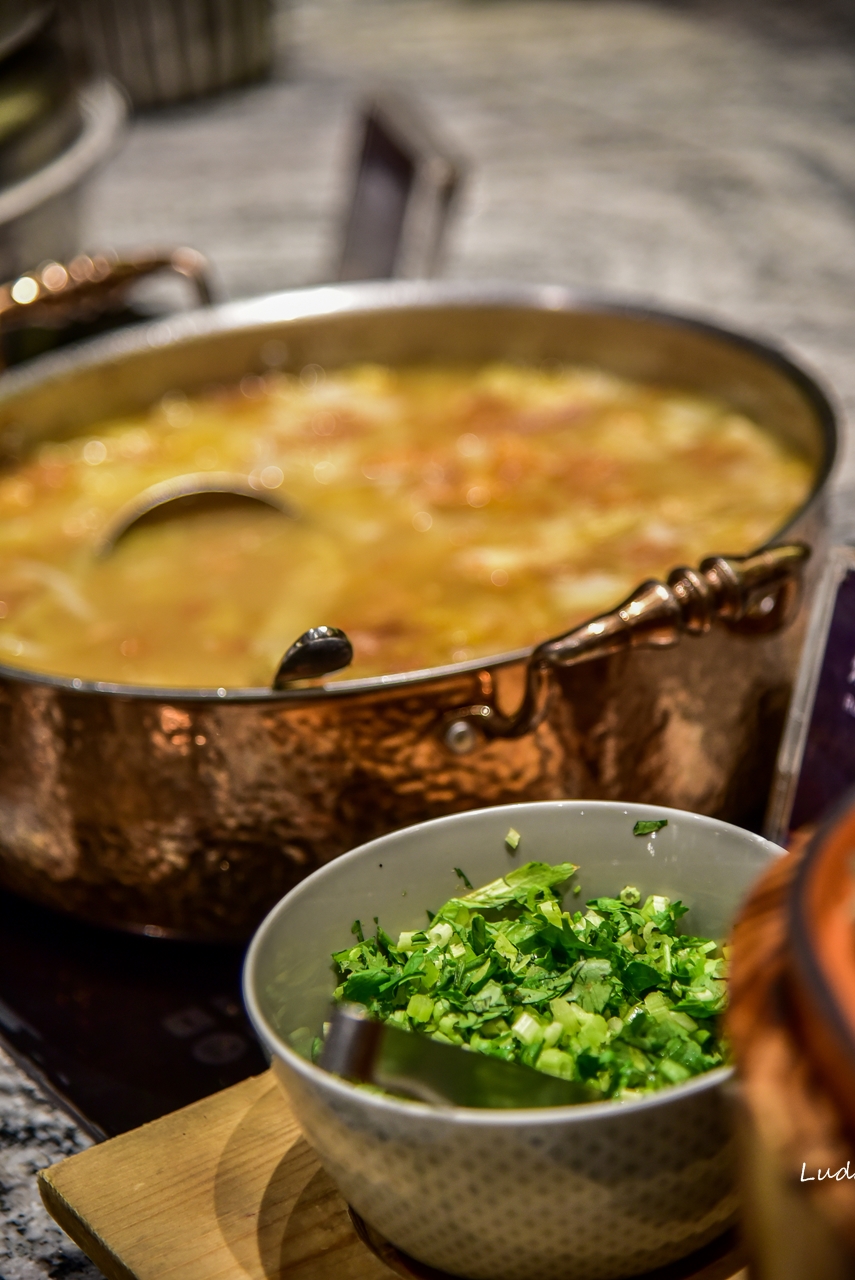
[0,247,214,337]
[440,543,810,754]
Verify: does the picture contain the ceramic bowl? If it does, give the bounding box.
[243,800,779,1280]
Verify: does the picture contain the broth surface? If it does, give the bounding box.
[0,363,812,687]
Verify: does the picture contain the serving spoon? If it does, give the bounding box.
[92,494,808,702]
[93,471,296,557]
[320,1003,591,1107]
[93,473,354,687]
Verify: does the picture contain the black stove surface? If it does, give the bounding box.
[0,889,267,1139]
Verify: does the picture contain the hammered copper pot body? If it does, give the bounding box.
[0,283,836,939]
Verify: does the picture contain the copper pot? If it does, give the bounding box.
[0,282,837,939]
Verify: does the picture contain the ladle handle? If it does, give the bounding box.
[273,626,354,688]
[441,544,810,752]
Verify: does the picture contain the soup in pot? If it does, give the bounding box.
[0,362,813,687]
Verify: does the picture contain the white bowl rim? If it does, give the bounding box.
[243,799,782,1126]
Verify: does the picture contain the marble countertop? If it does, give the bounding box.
[0,1050,97,1280]
[4,0,855,1274]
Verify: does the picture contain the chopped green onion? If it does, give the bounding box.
[633,819,668,837]
[407,993,435,1023]
[454,866,473,889]
[326,857,727,1101]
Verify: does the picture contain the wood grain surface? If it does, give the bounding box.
[38,1069,746,1280]
[38,1071,392,1280]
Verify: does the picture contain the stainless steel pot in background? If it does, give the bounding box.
[57,0,274,109]
[0,33,80,191]
[0,283,837,939]
[0,5,127,281]
[0,78,124,281]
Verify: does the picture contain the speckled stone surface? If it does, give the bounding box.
[6,0,855,1275]
[0,1049,97,1280]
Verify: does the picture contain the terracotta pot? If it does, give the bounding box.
[727,794,855,1279]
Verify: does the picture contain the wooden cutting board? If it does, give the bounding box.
[38,1070,747,1280]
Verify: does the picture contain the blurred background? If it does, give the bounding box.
[44,0,855,477]
[1,1,855,455]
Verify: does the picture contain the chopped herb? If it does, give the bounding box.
[633,819,668,837]
[327,858,727,1101]
[351,918,364,942]
[505,827,521,850]
[454,867,473,890]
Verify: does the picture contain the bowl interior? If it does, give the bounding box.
[247,800,779,1058]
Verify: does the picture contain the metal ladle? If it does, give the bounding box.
[93,472,296,557]
[93,472,355,687]
[95,486,807,706]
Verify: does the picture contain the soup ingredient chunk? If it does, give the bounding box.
[328,859,728,1100]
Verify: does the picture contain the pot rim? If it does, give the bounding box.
[0,279,838,703]
[0,78,126,227]
[243,798,782,1125]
